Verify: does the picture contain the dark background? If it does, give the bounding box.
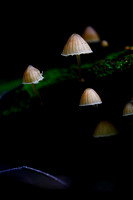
[1,2,133,79]
[0,2,133,196]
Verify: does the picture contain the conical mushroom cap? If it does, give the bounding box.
[61,33,93,56]
[79,88,102,106]
[93,120,118,138]
[123,102,133,116]
[22,65,44,84]
[82,26,100,43]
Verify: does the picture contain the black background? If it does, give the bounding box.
[0,2,133,196]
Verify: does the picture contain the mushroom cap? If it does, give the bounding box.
[93,120,118,138]
[82,26,100,43]
[22,65,44,84]
[123,102,133,116]
[61,33,93,56]
[79,88,102,106]
[101,40,109,47]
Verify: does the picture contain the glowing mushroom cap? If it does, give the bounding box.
[61,33,93,56]
[93,120,118,138]
[123,102,133,116]
[82,26,100,43]
[22,65,44,84]
[79,88,102,106]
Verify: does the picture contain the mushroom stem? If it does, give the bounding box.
[31,83,43,106]
[76,54,81,82]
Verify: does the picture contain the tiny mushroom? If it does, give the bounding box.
[82,26,100,43]
[61,33,93,82]
[101,40,109,47]
[122,102,133,116]
[93,120,118,138]
[79,88,102,106]
[22,65,44,84]
[22,65,44,104]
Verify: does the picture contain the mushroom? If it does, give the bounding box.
[61,33,93,82]
[122,102,133,116]
[22,65,44,84]
[93,120,118,138]
[101,40,109,47]
[79,88,102,106]
[22,65,44,104]
[82,26,100,43]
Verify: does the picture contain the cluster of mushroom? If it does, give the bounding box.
[78,88,133,138]
[60,28,118,138]
[78,87,119,138]
[21,27,100,105]
[21,26,132,138]
[78,89,133,138]
[22,26,107,85]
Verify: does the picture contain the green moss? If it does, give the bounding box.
[105,50,126,60]
[81,50,133,78]
[0,79,22,94]
[22,67,77,97]
[1,97,30,117]
[0,48,132,117]
[2,106,22,116]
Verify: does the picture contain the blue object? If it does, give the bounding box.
[0,166,69,189]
